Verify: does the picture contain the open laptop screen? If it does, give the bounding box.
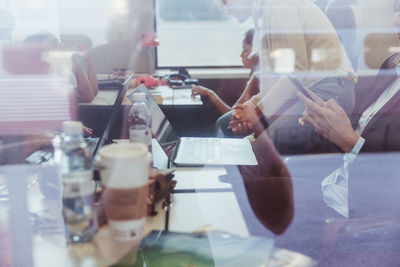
[132,84,179,160]
[91,73,134,159]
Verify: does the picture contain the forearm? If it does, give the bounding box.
[256,76,297,118]
[235,75,259,105]
[74,56,98,103]
[240,131,294,234]
[86,55,98,98]
[75,70,95,102]
[207,91,231,114]
[338,131,362,153]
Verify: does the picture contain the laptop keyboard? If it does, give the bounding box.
[25,137,99,165]
[86,136,99,155]
[25,149,54,165]
[181,138,221,163]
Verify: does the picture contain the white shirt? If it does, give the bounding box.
[323,69,400,217]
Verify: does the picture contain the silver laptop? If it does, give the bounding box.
[129,85,257,166]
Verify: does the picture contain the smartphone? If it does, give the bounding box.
[288,76,314,101]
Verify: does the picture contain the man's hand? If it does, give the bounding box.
[298,89,359,153]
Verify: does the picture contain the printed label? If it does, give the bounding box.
[108,218,146,241]
[129,128,151,146]
[103,184,148,221]
[63,170,94,198]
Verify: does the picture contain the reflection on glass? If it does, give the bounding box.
[132,85,180,160]
[226,131,294,235]
[1,0,400,266]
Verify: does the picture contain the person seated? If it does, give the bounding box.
[297,51,400,153]
[288,0,400,153]
[23,33,98,103]
[22,33,97,137]
[294,0,400,216]
[191,29,260,137]
[296,63,400,216]
[222,0,356,154]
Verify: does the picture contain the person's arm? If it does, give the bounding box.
[73,52,98,103]
[192,73,260,115]
[85,52,98,97]
[238,131,294,235]
[234,74,260,105]
[228,102,261,136]
[298,88,360,153]
[192,86,231,114]
[227,74,297,137]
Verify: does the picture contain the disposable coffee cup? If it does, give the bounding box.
[99,143,151,242]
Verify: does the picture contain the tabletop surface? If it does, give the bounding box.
[2,152,400,266]
[0,162,315,267]
[82,85,203,106]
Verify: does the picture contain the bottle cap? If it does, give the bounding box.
[132,92,146,102]
[62,121,83,135]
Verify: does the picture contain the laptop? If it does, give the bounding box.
[90,73,133,159]
[25,74,134,164]
[130,84,257,166]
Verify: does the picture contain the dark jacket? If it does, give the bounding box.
[351,53,400,152]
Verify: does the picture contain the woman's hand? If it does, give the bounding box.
[298,89,359,153]
[228,102,260,136]
[191,86,212,97]
[232,102,259,126]
[228,117,253,136]
[83,126,93,137]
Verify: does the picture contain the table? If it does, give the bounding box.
[79,84,214,138]
[83,85,202,107]
[83,90,119,106]
[146,86,202,106]
[173,166,232,191]
[4,136,400,266]
[127,86,214,137]
[0,162,315,267]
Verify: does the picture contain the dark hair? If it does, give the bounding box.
[381,53,400,70]
[23,33,53,44]
[243,29,254,46]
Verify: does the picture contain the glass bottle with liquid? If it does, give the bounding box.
[128,92,152,154]
[60,121,95,243]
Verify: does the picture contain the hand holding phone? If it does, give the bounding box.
[288,75,314,100]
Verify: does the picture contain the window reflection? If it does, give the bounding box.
[2,0,400,266]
